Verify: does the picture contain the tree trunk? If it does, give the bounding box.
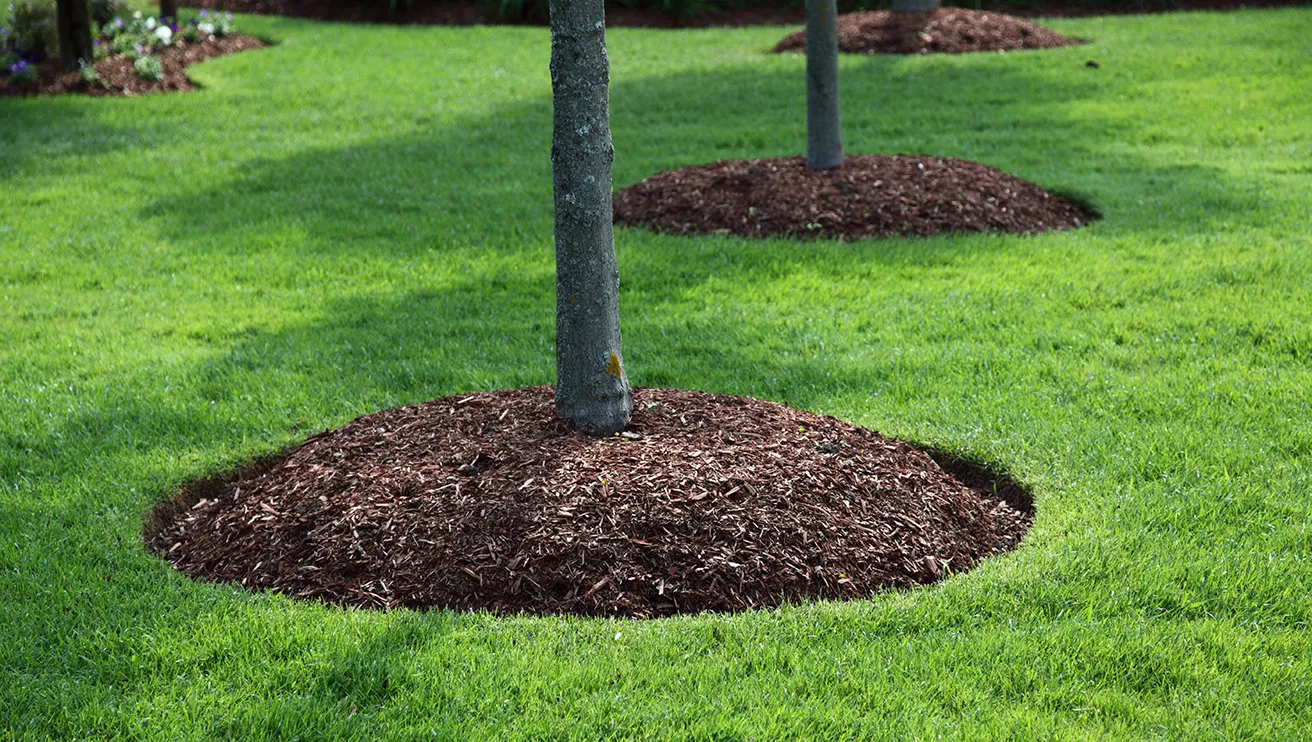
[805,0,843,170]
[160,0,178,22]
[549,0,632,436]
[56,0,94,71]
[892,0,941,11]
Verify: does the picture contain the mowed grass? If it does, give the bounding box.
[2,7,1311,739]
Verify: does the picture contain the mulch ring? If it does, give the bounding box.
[772,8,1080,55]
[613,155,1095,241]
[146,386,1032,618]
[0,36,264,98]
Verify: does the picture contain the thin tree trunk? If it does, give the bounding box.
[805,0,843,170]
[892,0,941,11]
[549,0,632,436]
[56,0,94,71]
[160,0,178,22]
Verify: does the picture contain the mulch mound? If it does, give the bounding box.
[0,35,264,98]
[613,155,1094,241]
[772,8,1080,55]
[146,387,1031,618]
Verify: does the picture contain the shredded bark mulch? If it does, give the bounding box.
[0,35,265,98]
[182,0,1312,27]
[146,387,1031,618]
[772,8,1079,55]
[613,155,1095,241]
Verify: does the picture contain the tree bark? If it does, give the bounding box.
[549,0,632,436]
[160,0,178,22]
[805,0,843,170]
[56,0,94,71]
[892,0,941,11]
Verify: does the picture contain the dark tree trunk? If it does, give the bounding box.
[56,0,94,71]
[549,0,632,436]
[892,0,942,10]
[160,0,178,23]
[805,0,843,170]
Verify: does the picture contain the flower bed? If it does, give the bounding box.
[1,7,263,97]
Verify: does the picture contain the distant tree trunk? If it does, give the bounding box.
[56,0,94,70]
[805,0,843,170]
[160,0,178,22]
[549,0,632,436]
[892,0,941,11]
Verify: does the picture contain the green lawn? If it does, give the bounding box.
[2,6,1311,739]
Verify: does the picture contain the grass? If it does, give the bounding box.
[1,6,1311,739]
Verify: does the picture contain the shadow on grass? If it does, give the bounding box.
[0,103,151,181]
[141,48,1254,256]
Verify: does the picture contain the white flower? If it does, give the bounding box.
[197,22,214,35]
[155,25,172,43]
[133,10,141,18]
[145,16,156,30]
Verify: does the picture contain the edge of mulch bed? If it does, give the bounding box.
[181,0,1312,28]
[772,8,1082,56]
[144,386,1033,618]
[0,35,266,98]
[613,155,1098,241]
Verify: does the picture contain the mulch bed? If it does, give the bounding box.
[613,155,1095,241]
[0,35,264,98]
[772,8,1080,55]
[182,0,1312,27]
[146,387,1031,618]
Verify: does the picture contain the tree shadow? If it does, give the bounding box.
[0,102,151,181]
[140,45,1255,258]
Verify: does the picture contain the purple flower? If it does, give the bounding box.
[169,22,178,33]
[135,44,145,54]
[115,18,124,27]
[199,8,208,16]
[93,39,100,46]
[226,12,233,20]
[8,59,28,74]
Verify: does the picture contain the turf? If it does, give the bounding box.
[1,6,1310,740]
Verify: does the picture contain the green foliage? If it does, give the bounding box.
[132,51,162,79]
[88,0,128,26]
[77,58,98,82]
[5,0,57,61]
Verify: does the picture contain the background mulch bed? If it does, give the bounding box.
[772,8,1080,55]
[146,387,1031,618]
[613,155,1095,241]
[0,36,265,98]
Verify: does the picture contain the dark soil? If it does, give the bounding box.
[146,387,1031,618]
[613,155,1095,241]
[180,0,1308,28]
[182,0,804,27]
[773,8,1079,55]
[0,35,265,98]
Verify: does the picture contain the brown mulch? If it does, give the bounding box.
[613,155,1095,241]
[145,387,1031,618]
[772,8,1079,55]
[0,35,265,98]
[182,0,1312,27]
